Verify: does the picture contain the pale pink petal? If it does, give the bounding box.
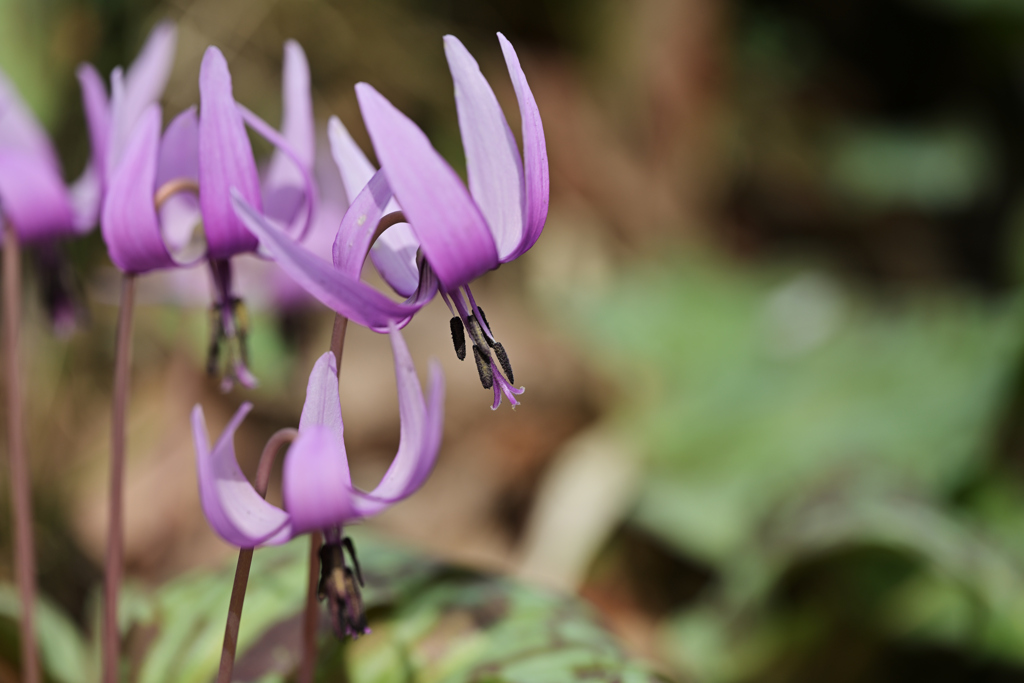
[332,168,392,277]
[110,21,177,172]
[444,35,524,261]
[100,105,174,272]
[199,46,262,258]
[282,426,355,535]
[356,83,498,290]
[76,63,110,187]
[498,33,549,260]
[0,150,75,243]
[156,106,202,262]
[232,191,424,330]
[298,351,348,485]
[263,40,315,224]
[352,327,445,516]
[238,104,316,242]
[193,403,292,547]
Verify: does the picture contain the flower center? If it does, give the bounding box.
[207,259,256,391]
[444,285,524,410]
[318,536,369,639]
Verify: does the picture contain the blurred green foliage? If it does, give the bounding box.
[569,255,1024,681]
[0,532,662,683]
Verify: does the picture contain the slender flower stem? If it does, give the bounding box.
[4,223,38,683]
[103,274,135,683]
[216,428,298,683]
[330,313,348,367]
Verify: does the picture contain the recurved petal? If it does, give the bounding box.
[155,106,202,262]
[263,40,315,225]
[69,164,101,233]
[444,35,525,261]
[199,46,262,258]
[327,115,376,204]
[0,150,75,243]
[298,352,348,478]
[232,191,425,330]
[332,168,392,277]
[356,83,498,290]
[282,425,356,535]
[369,223,420,297]
[112,21,177,171]
[100,105,174,273]
[239,104,316,241]
[0,68,61,170]
[76,63,110,186]
[353,327,444,517]
[192,403,292,548]
[498,33,549,260]
[328,116,417,293]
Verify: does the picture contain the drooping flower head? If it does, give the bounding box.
[233,33,548,408]
[0,23,174,329]
[196,43,317,390]
[100,40,316,390]
[192,327,444,636]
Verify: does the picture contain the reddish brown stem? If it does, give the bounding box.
[104,273,135,683]
[330,314,348,368]
[216,427,298,683]
[4,223,38,683]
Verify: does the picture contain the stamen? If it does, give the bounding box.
[206,261,257,391]
[153,177,200,210]
[492,342,514,384]
[318,538,369,639]
[472,345,493,389]
[450,316,466,360]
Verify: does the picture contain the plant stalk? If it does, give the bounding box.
[103,273,135,683]
[4,223,39,683]
[216,427,298,683]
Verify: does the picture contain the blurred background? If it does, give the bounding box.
[5,0,1024,681]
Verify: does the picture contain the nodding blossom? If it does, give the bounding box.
[192,328,444,637]
[0,23,174,330]
[232,33,548,409]
[100,40,316,390]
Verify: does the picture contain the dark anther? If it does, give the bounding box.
[492,342,514,384]
[206,307,224,377]
[450,316,466,360]
[232,299,251,366]
[318,538,369,640]
[342,537,364,587]
[472,345,494,389]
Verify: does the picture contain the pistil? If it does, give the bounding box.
[207,259,256,391]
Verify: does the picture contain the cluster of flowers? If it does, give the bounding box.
[0,18,546,662]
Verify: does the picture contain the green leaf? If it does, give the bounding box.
[132,530,659,683]
[0,584,91,683]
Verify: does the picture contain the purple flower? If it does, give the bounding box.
[198,44,316,389]
[0,70,93,242]
[192,326,444,635]
[101,41,316,389]
[77,21,178,199]
[233,33,548,408]
[0,19,175,244]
